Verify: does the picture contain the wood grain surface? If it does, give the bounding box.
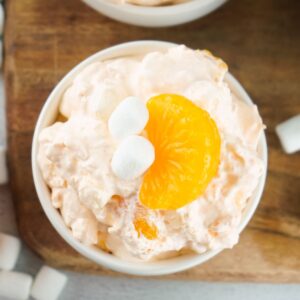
[4,0,300,282]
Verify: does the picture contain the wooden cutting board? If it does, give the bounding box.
[4,0,300,282]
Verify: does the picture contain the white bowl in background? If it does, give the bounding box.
[32,41,267,276]
[82,0,228,27]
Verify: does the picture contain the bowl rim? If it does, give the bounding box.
[83,0,227,14]
[32,40,268,276]
[82,0,228,27]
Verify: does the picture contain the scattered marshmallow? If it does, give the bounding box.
[0,271,33,300]
[108,96,149,140]
[0,233,21,270]
[31,266,68,300]
[87,84,124,119]
[0,145,8,184]
[275,115,300,154]
[111,135,155,180]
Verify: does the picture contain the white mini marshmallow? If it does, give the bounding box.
[87,84,125,119]
[0,233,21,270]
[275,115,300,154]
[108,96,149,140]
[0,271,33,300]
[111,135,155,181]
[31,266,68,300]
[0,145,8,184]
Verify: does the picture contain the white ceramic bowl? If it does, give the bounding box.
[32,41,268,276]
[82,0,227,27]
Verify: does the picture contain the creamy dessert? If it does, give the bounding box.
[38,46,265,261]
[109,0,187,6]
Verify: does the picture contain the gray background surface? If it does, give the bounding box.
[0,80,299,300]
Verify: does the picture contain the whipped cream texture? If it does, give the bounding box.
[38,46,265,261]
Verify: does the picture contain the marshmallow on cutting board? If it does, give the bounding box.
[31,266,68,300]
[108,96,149,140]
[111,135,155,181]
[0,271,33,300]
[275,115,300,154]
[0,232,21,270]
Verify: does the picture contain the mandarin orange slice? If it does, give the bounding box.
[133,205,158,240]
[134,218,158,240]
[97,232,110,252]
[139,94,221,210]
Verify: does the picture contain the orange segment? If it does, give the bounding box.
[111,195,124,203]
[133,205,158,240]
[139,94,221,210]
[97,239,110,252]
[97,232,110,252]
[134,218,158,240]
